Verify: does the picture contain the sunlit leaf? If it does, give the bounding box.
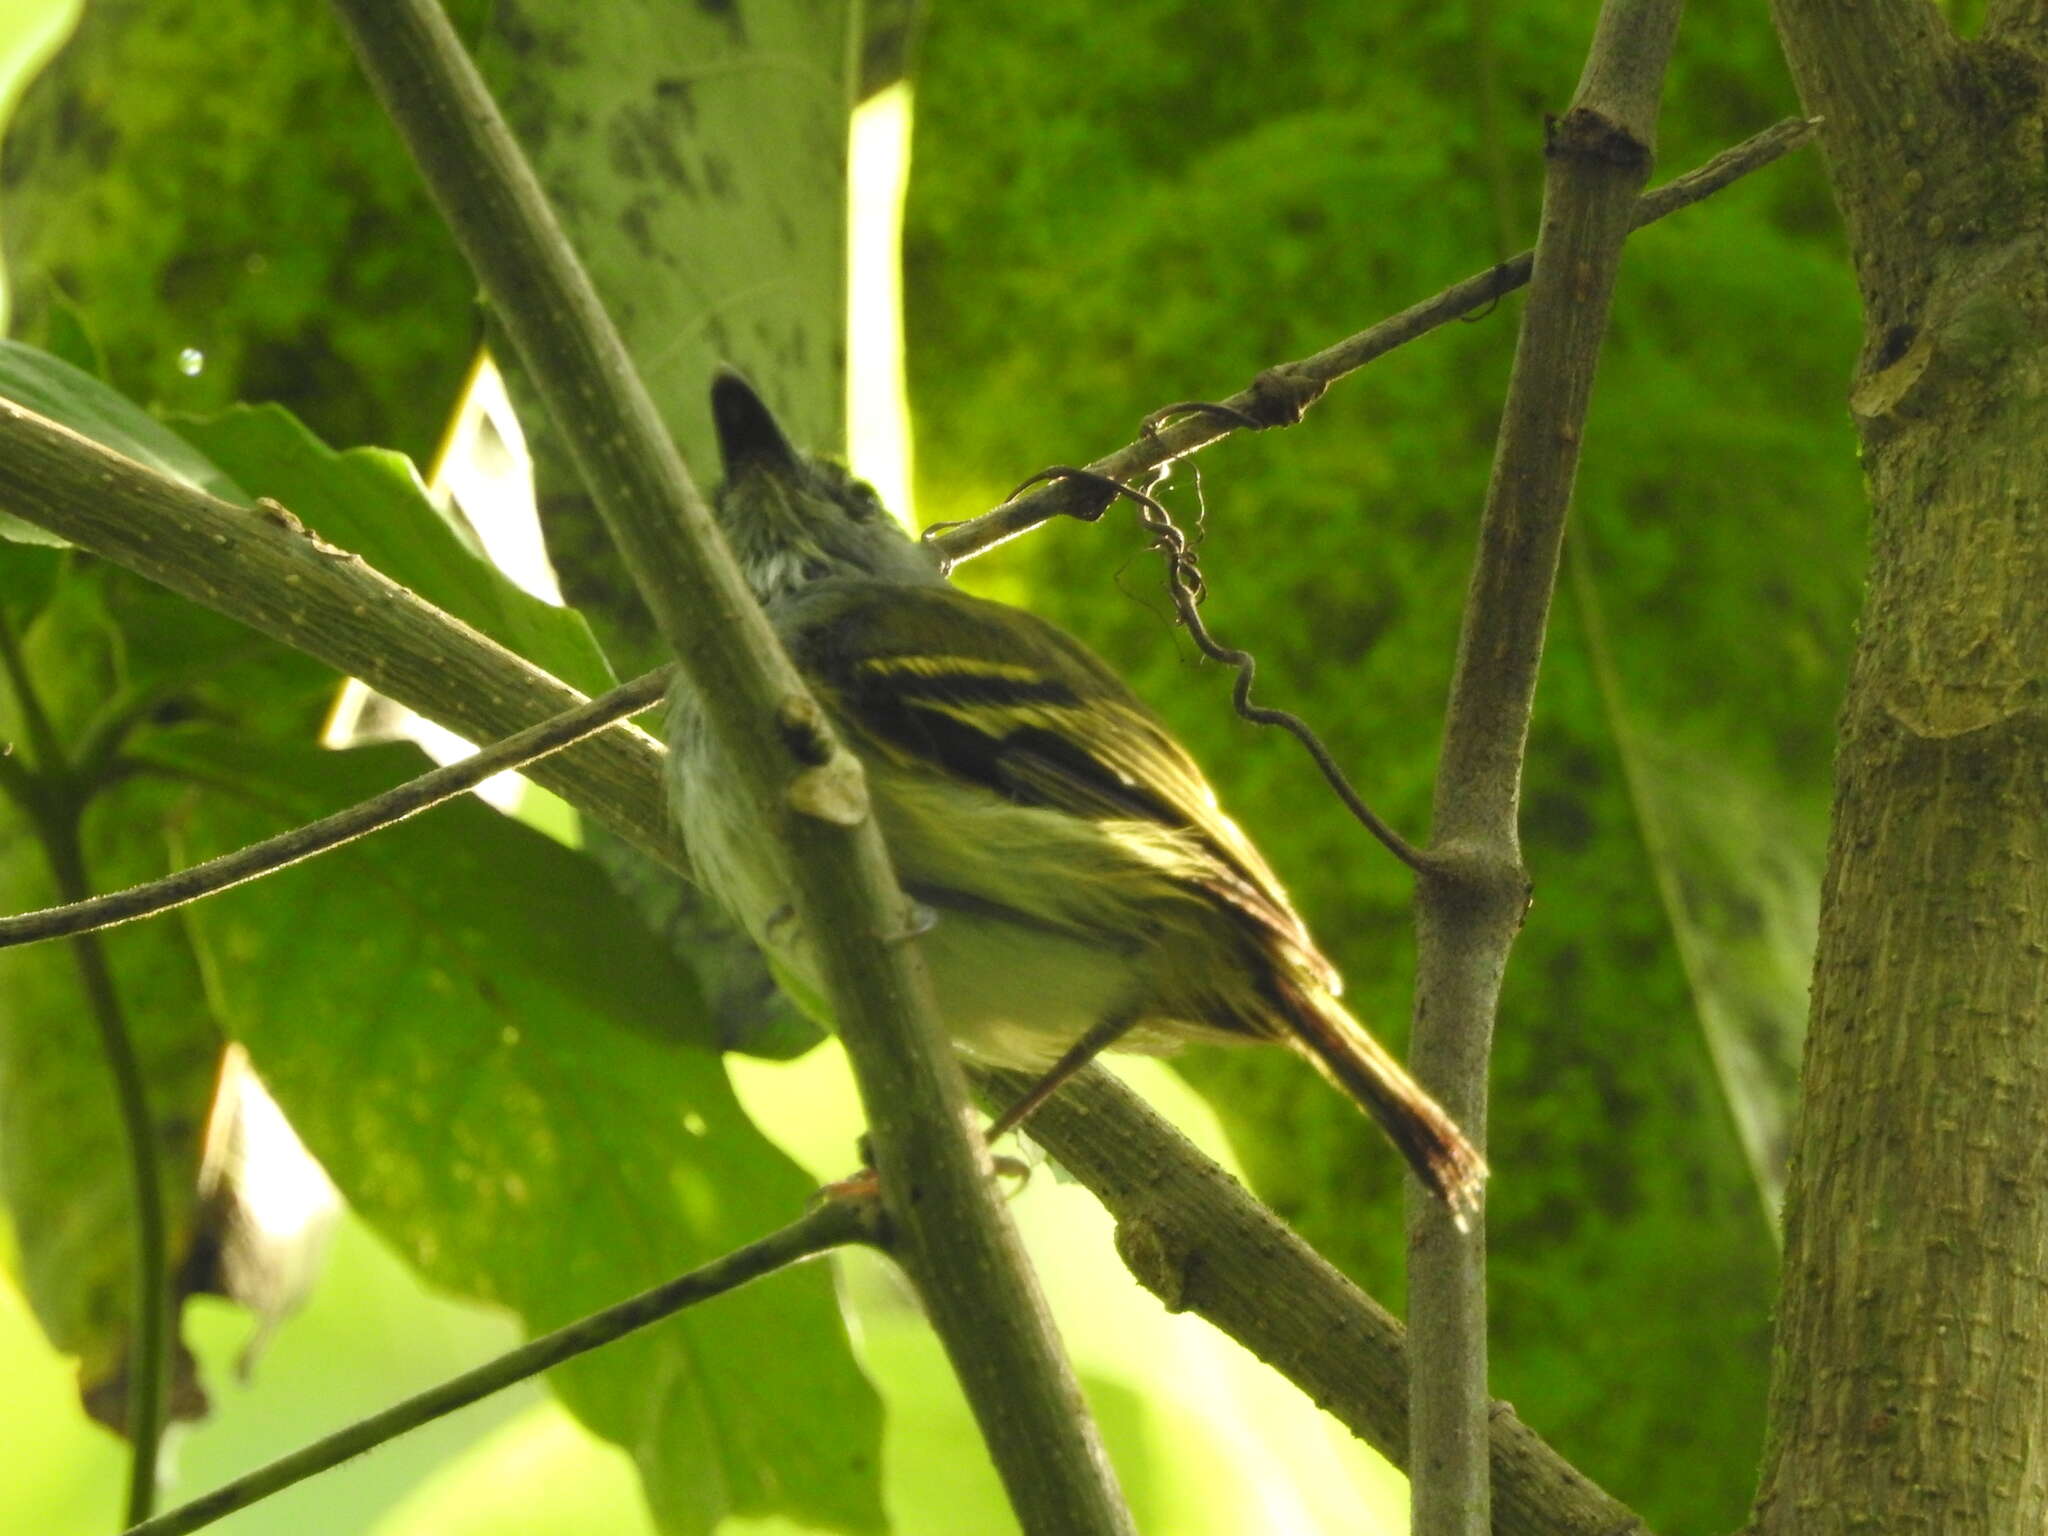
[163,733,885,1536]
[179,404,615,699]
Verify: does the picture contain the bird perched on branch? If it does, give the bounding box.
[666,369,1485,1221]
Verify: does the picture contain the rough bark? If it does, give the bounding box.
[1753,7,2048,1530]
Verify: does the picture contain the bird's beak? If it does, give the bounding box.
[709,368,803,483]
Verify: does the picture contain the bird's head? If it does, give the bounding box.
[709,369,941,602]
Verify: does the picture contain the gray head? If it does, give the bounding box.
[709,369,944,603]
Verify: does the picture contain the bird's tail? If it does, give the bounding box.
[1284,987,1488,1227]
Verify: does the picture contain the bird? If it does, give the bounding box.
[665,369,1485,1221]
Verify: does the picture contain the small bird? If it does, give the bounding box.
[666,370,1485,1220]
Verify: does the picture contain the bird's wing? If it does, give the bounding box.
[775,579,1339,991]
[778,580,1487,1219]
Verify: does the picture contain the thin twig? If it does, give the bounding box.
[56,831,170,1527]
[0,669,671,951]
[1010,467,1427,871]
[120,1197,880,1536]
[929,115,1816,568]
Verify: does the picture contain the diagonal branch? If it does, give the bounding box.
[324,3,1135,1531]
[0,407,682,870]
[119,1198,879,1536]
[1767,0,1958,335]
[930,115,1815,568]
[0,669,671,950]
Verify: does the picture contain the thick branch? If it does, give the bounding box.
[120,1199,878,1536]
[1006,1066,1652,1536]
[929,117,1815,567]
[0,403,681,870]
[1753,9,2048,1533]
[1407,4,1682,1534]
[325,4,1133,1531]
[1768,0,1961,333]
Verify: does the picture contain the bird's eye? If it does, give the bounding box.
[845,482,883,523]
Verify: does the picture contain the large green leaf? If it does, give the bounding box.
[469,3,848,1060]
[472,0,860,1052]
[162,733,885,1536]
[477,0,854,673]
[178,404,615,700]
[1572,566,1819,1216]
[0,547,302,1429]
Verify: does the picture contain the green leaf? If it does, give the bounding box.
[0,338,246,545]
[477,2,854,673]
[1573,567,1817,1215]
[0,814,225,1422]
[475,1,853,462]
[164,733,885,1536]
[178,404,616,699]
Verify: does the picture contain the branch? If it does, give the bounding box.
[325,4,1135,1530]
[46,815,170,1523]
[1004,1065,1654,1536]
[119,1198,879,1536]
[1407,4,1683,1534]
[929,116,1816,568]
[0,408,683,872]
[0,669,671,950]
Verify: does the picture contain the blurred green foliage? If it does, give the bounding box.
[0,0,480,464]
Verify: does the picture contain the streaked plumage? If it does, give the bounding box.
[666,370,1485,1218]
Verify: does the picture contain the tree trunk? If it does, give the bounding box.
[1753,7,2048,1530]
